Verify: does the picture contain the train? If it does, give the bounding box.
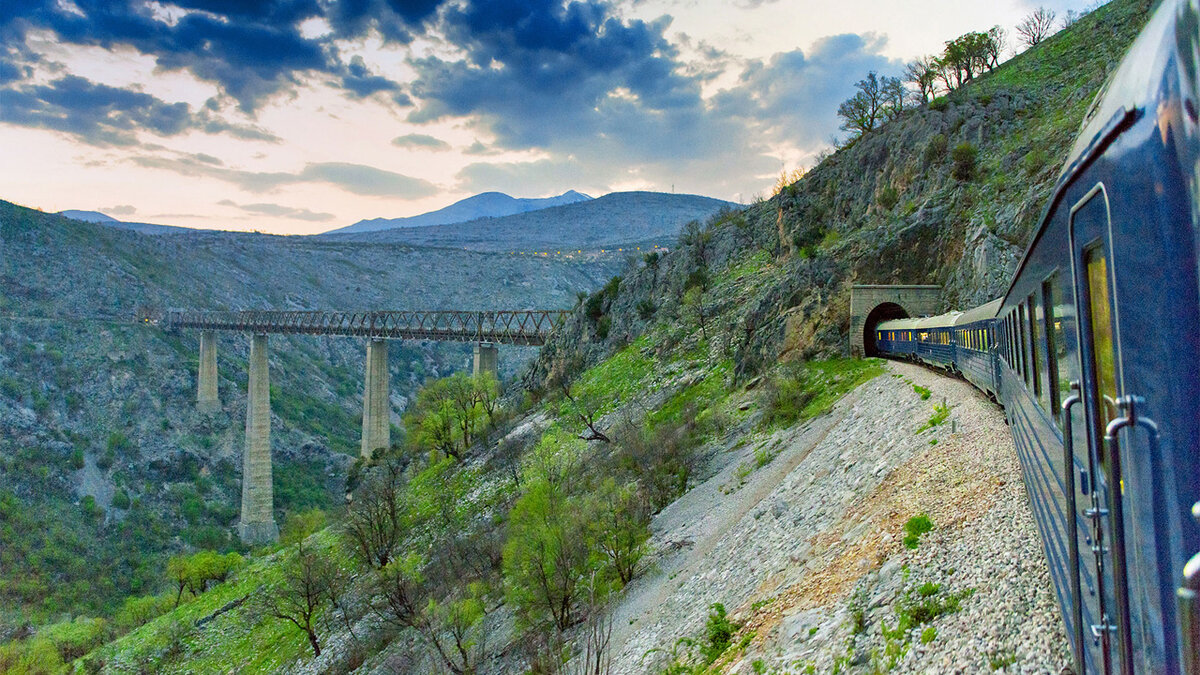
[871,0,1200,672]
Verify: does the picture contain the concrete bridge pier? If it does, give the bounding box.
[239,333,278,544]
[197,330,220,412]
[473,342,498,378]
[361,338,390,458]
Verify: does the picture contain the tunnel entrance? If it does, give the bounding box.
[862,302,909,357]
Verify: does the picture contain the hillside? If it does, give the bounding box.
[325,191,738,252]
[0,201,625,624]
[16,1,1153,673]
[325,190,593,234]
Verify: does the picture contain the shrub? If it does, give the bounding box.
[111,489,130,510]
[70,448,85,470]
[876,186,900,210]
[636,299,656,320]
[929,97,948,111]
[701,603,738,665]
[903,513,934,549]
[951,143,977,180]
[760,364,816,429]
[912,384,932,400]
[924,134,948,165]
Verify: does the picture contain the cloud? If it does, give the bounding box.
[132,153,438,198]
[392,133,451,151]
[104,204,138,216]
[0,74,281,145]
[219,200,335,221]
[712,33,902,147]
[297,163,436,197]
[340,55,401,98]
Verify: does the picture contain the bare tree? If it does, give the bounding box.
[904,56,941,103]
[263,541,339,658]
[560,382,610,442]
[1017,7,1056,48]
[572,573,613,675]
[344,458,407,569]
[985,26,1007,69]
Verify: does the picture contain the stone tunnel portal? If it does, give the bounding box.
[862,302,908,357]
[848,285,942,357]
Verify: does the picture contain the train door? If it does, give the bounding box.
[1069,184,1133,674]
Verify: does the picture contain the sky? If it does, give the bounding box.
[0,0,1097,234]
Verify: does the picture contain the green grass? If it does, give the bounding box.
[916,402,950,434]
[912,384,931,400]
[903,514,934,550]
[82,531,344,673]
[761,358,885,430]
[567,334,656,417]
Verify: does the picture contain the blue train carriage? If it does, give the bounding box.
[874,311,961,369]
[993,0,1200,671]
[951,298,1003,397]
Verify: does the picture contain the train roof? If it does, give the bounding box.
[876,311,962,331]
[953,298,1003,326]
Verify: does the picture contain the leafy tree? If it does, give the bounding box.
[590,481,651,585]
[881,75,906,120]
[166,551,244,606]
[1017,7,1056,47]
[502,440,598,632]
[837,71,885,136]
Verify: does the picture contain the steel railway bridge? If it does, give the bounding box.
[150,307,567,544]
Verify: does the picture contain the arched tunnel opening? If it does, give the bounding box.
[863,302,909,357]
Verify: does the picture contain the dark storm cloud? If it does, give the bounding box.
[409,0,704,154]
[0,74,279,146]
[392,133,451,150]
[133,153,438,198]
[0,0,431,113]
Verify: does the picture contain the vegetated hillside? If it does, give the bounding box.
[0,200,626,624]
[326,191,738,252]
[326,190,593,235]
[42,3,1152,674]
[530,0,1152,385]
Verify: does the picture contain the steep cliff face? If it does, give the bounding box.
[529,0,1152,388]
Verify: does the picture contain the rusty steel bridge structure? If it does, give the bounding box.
[160,309,568,346]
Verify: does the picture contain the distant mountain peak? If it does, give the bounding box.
[59,209,120,223]
[324,190,593,235]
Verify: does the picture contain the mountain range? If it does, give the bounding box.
[323,189,593,234]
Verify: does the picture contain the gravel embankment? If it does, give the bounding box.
[606,361,1068,674]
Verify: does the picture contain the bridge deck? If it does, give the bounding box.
[161,309,567,346]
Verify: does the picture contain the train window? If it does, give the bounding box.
[1017,304,1029,383]
[1084,244,1120,450]
[1029,293,1047,409]
[1043,275,1068,421]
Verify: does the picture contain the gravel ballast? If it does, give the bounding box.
[606,360,1069,674]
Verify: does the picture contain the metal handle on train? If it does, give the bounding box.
[1061,382,1085,675]
[1180,501,1200,675]
[1104,395,1162,674]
